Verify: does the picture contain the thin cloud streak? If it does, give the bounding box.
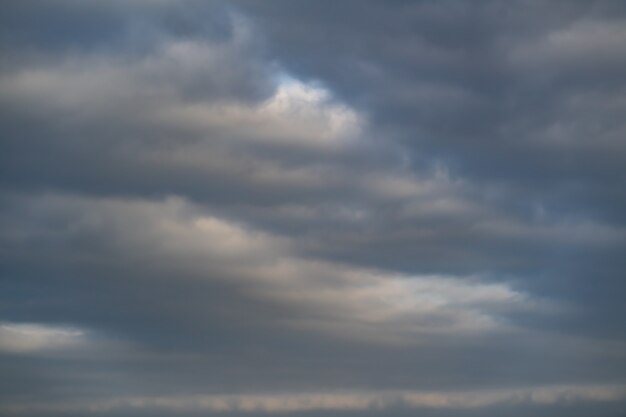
[4,384,626,415]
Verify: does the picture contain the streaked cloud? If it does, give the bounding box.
[4,384,626,415]
[0,322,87,354]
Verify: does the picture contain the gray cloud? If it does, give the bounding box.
[1,1,625,416]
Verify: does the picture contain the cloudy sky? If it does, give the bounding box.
[1,1,626,416]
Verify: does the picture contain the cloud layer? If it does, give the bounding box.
[1,1,625,416]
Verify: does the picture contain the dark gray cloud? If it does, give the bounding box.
[1,1,625,416]
[235,0,626,218]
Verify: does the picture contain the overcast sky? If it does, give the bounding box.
[1,1,626,416]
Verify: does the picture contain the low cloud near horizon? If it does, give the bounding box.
[1,1,626,416]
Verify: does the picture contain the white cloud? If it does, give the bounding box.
[0,34,362,152]
[154,75,362,151]
[0,322,87,353]
[4,194,534,345]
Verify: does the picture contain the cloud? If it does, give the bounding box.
[160,77,362,150]
[0,322,87,354]
[3,384,626,415]
[1,193,533,345]
[1,1,626,416]
[510,19,626,71]
[234,0,626,223]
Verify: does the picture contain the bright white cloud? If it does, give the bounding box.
[153,73,362,151]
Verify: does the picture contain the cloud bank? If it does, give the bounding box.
[1,1,625,416]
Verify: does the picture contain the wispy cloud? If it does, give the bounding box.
[4,384,626,415]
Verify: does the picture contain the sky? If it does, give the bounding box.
[1,1,625,416]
